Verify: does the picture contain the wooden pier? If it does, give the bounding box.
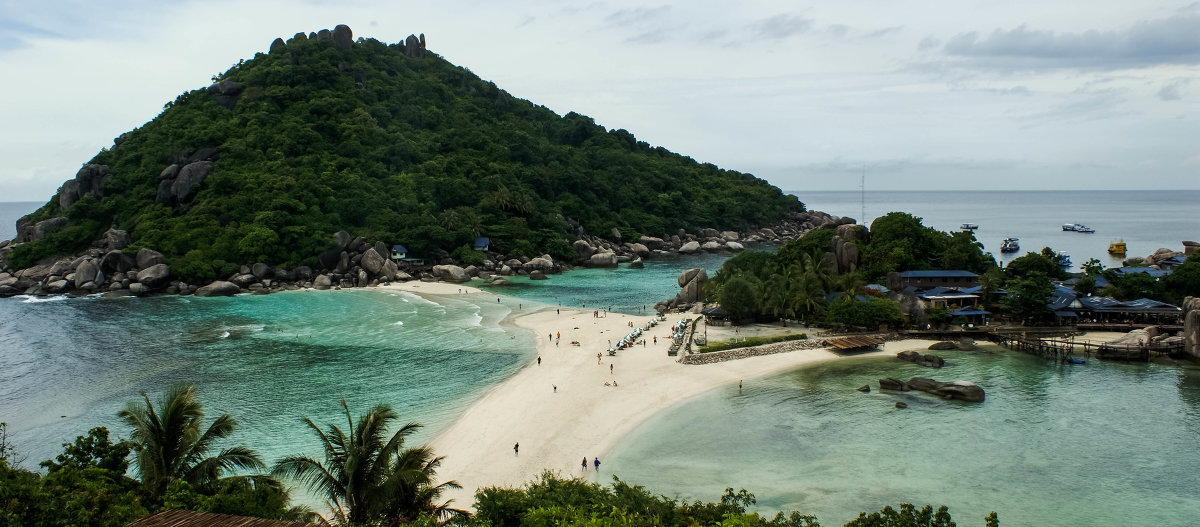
[990,333,1183,363]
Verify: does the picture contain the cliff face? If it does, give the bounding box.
[1184,296,1200,360]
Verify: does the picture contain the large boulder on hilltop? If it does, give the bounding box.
[269,37,286,53]
[332,24,353,51]
[137,264,171,289]
[171,161,212,202]
[58,164,110,210]
[361,248,386,275]
[195,281,240,297]
[678,241,701,254]
[136,248,166,269]
[208,80,243,109]
[432,265,470,283]
[405,34,426,58]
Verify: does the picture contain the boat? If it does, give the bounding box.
[1056,251,1071,267]
[1000,237,1020,253]
[1062,223,1076,231]
[1063,223,1095,233]
[1067,357,1086,365]
[1108,239,1126,256]
[961,223,979,231]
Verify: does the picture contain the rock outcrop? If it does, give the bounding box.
[195,281,240,297]
[432,265,469,283]
[332,24,353,51]
[156,160,213,204]
[405,33,426,58]
[1184,297,1200,360]
[208,80,243,109]
[880,377,985,402]
[57,164,110,211]
[898,350,945,368]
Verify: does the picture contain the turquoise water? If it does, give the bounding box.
[602,348,1200,525]
[0,289,533,470]
[478,252,730,315]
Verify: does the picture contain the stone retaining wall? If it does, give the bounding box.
[679,339,826,364]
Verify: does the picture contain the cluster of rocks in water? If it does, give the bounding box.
[0,208,844,300]
[876,376,986,403]
[1122,242,1198,269]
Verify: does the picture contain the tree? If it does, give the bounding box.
[1081,258,1104,276]
[719,275,762,324]
[1005,250,1066,280]
[118,384,265,496]
[1163,253,1200,301]
[1073,275,1097,296]
[1003,272,1054,321]
[976,268,1004,308]
[273,401,463,526]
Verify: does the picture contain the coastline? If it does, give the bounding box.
[385,281,942,509]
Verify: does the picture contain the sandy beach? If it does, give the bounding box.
[386,280,942,509]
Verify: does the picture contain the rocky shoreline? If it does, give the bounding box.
[0,209,854,299]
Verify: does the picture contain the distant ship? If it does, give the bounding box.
[1062,223,1095,233]
[961,223,979,231]
[1001,237,1020,253]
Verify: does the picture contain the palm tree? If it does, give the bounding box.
[763,266,798,325]
[118,384,264,496]
[273,401,463,526]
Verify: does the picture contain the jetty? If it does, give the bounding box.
[825,335,883,351]
[989,333,1183,363]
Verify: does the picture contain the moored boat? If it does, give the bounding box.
[1063,223,1094,233]
[1062,223,1076,231]
[1000,237,1020,253]
[961,223,979,231]
[1108,239,1126,255]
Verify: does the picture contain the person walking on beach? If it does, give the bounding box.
[537,356,541,365]
[582,457,588,471]
[514,442,519,456]
[553,385,557,393]
[610,363,613,374]
[597,353,602,364]
[593,457,600,471]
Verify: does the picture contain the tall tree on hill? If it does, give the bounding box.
[118,384,265,496]
[273,401,463,525]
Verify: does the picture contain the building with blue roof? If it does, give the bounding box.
[473,237,490,251]
[1112,267,1172,279]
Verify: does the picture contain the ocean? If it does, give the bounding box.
[2,191,1199,523]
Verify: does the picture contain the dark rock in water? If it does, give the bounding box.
[137,264,171,288]
[905,377,985,402]
[0,285,21,297]
[196,281,240,297]
[332,24,353,51]
[928,341,957,351]
[629,257,644,269]
[529,270,548,280]
[879,378,908,391]
[128,282,150,296]
[136,248,166,269]
[898,350,944,368]
[857,385,870,393]
[895,401,907,409]
[46,280,69,294]
[270,37,286,53]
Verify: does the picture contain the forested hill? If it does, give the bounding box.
[4,25,803,279]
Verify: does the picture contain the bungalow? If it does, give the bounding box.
[473,237,490,251]
[1077,296,1182,324]
[390,244,425,266]
[1111,267,1172,279]
[898,270,979,289]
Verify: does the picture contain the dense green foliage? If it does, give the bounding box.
[860,213,993,281]
[273,401,462,525]
[472,473,996,526]
[706,214,994,327]
[1162,253,1200,302]
[10,34,802,277]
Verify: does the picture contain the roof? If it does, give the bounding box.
[1077,296,1181,313]
[950,308,990,316]
[1054,310,1079,317]
[125,510,306,527]
[959,285,1008,296]
[701,306,727,316]
[864,283,889,293]
[1045,284,1079,311]
[1160,255,1186,266]
[826,335,884,350]
[1112,267,1171,278]
[392,244,407,253]
[898,270,979,279]
[473,237,490,247]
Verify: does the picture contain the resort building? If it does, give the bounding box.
[897,270,979,289]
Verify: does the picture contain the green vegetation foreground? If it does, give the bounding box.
[0,385,1000,526]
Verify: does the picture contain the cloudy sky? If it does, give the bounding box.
[1,0,1198,201]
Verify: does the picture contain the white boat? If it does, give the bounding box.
[1056,251,1071,267]
[1064,223,1094,233]
[1000,237,1020,253]
[961,223,979,231]
[1062,223,1076,231]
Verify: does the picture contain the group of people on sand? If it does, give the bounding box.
[582,456,600,471]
